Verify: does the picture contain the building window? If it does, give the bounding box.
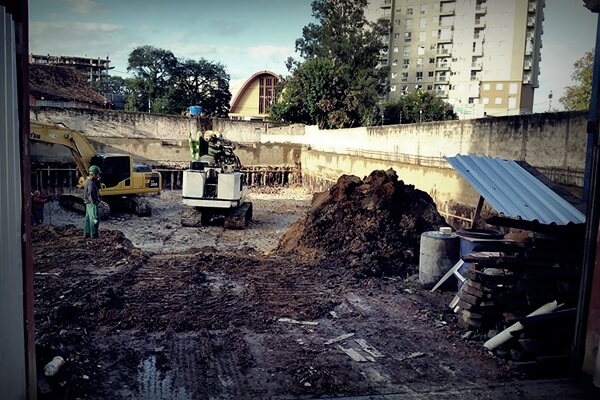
[416,71,423,81]
[420,4,428,14]
[404,46,411,56]
[392,59,398,66]
[417,58,424,67]
[394,33,401,39]
[405,32,412,42]
[395,19,401,25]
[402,72,408,82]
[417,45,425,55]
[419,31,426,42]
[403,59,410,69]
[483,83,490,91]
[508,97,517,109]
[393,46,399,53]
[402,85,408,92]
[396,7,402,13]
[406,19,413,29]
[496,83,504,90]
[428,71,434,77]
[482,97,489,105]
[407,7,413,15]
[420,17,427,28]
[509,83,518,94]
[259,76,277,114]
[429,58,435,64]
[390,85,397,92]
[427,84,433,90]
[495,97,502,105]
[391,72,398,78]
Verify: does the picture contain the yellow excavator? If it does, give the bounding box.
[30,121,162,219]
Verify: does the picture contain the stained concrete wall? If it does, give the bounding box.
[30,107,587,214]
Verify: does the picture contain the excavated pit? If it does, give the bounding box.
[30,180,591,399]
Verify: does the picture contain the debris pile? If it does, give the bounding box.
[277,169,447,277]
[454,228,584,377]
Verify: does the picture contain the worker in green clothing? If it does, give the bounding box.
[83,165,102,238]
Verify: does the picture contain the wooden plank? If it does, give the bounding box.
[430,260,465,292]
[458,290,482,306]
[324,333,355,345]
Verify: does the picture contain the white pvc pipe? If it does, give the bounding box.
[484,300,559,351]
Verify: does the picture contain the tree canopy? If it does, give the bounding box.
[382,90,457,125]
[108,45,231,116]
[560,49,594,111]
[270,0,389,128]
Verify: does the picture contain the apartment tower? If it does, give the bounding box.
[366,0,545,119]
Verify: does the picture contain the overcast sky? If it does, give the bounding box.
[29,0,598,113]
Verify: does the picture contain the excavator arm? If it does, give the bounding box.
[29,121,96,184]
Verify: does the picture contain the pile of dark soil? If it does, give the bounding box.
[277,169,447,278]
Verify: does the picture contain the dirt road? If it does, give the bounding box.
[32,185,593,399]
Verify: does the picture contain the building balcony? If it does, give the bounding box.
[381,0,392,8]
[528,2,536,13]
[524,61,532,70]
[438,36,453,43]
[435,76,448,82]
[475,19,486,28]
[527,17,535,27]
[437,48,451,55]
[436,90,449,97]
[475,4,487,14]
[470,75,480,81]
[440,8,455,16]
[436,62,450,69]
[471,62,482,69]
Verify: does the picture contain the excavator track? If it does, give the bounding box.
[58,194,111,220]
[224,202,253,230]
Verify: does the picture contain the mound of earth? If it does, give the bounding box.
[277,169,447,277]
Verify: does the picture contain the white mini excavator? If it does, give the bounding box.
[181,130,252,229]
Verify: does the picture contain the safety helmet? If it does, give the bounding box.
[89,165,101,174]
[203,130,216,141]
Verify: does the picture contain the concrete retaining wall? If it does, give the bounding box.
[30,107,588,221]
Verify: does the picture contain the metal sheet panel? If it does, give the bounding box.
[0,6,27,398]
[445,154,586,225]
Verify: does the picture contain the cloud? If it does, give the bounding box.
[247,44,292,60]
[31,20,123,33]
[62,0,100,14]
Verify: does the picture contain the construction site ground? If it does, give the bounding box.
[32,185,596,400]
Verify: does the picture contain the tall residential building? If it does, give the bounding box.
[29,53,113,83]
[366,0,545,119]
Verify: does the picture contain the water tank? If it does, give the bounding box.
[189,105,202,116]
[419,228,460,289]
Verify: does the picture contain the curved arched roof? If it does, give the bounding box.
[230,70,280,113]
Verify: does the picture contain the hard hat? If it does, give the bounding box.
[89,165,101,174]
[203,130,216,141]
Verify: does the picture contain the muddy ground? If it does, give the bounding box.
[32,175,593,400]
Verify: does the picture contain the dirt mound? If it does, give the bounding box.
[277,169,447,277]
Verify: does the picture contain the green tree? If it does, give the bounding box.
[168,59,231,117]
[382,90,457,124]
[126,45,178,112]
[91,75,127,96]
[270,0,389,128]
[560,49,594,111]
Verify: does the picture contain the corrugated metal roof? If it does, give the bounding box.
[445,154,586,225]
